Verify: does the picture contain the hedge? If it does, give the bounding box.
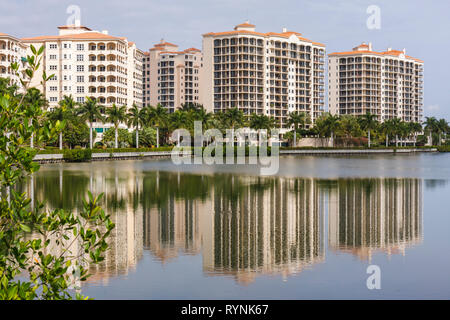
[437,146,450,152]
[63,149,92,162]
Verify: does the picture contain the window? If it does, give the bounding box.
[49,44,57,49]
[76,97,85,103]
[49,54,57,60]
[76,65,84,72]
[76,76,84,83]
[49,65,57,70]
[76,54,84,62]
[63,43,71,49]
[49,97,58,102]
[49,86,57,92]
[77,44,84,51]
[76,86,84,93]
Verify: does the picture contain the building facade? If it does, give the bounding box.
[202,22,326,128]
[21,25,144,135]
[146,40,203,112]
[142,52,151,105]
[328,43,424,123]
[0,32,27,89]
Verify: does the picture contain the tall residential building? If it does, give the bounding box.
[328,43,424,122]
[21,25,144,135]
[202,21,326,128]
[142,52,151,105]
[0,32,27,89]
[146,40,203,112]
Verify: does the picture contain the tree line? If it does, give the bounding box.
[1,78,449,149]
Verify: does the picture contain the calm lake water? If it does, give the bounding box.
[24,153,450,299]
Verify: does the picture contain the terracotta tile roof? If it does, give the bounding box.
[154,42,177,47]
[21,32,125,42]
[203,30,325,47]
[329,47,423,63]
[235,22,256,28]
[184,47,201,52]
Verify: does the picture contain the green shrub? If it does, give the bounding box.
[437,145,450,152]
[63,149,92,162]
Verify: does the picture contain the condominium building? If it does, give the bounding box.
[202,21,326,128]
[142,52,150,105]
[146,40,203,112]
[328,43,424,122]
[21,25,144,135]
[0,32,27,89]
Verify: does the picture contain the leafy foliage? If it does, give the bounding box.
[0,45,114,300]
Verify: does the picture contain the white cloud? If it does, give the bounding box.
[426,105,440,111]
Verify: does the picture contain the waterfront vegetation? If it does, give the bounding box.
[0,46,114,299]
[43,98,450,151]
[1,49,449,155]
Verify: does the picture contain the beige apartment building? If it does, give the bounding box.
[21,25,144,136]
[146,40,203,112]
[328,43,424,122]
[142,52,151,105]
[202,21,326,128]
[0,32,27,89]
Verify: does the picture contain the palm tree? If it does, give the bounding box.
[147,104,168,148]
[48,95,77,150]
[399,121,411,146]
[325,113,341,147]
[76,97,104,149]
[223,108,245,145]
[409,122,422,147]
[389,117,403,147]
[287,112,309,147]
[359,112,379,148]
[105,104,127,149]
[127,104,146,148]
[249,114,276,145]
[423,117,438,145]
[169,110,189,144]
[23,88,47,148]
[437,118,449,146]
[381,119,395,147]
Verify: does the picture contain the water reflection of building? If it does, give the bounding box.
[143,198,209,263]
[27,163,425,286]
[140,175,325,284]
[202,177,325,284]
[328,178,423,261]
[28,163,144,285]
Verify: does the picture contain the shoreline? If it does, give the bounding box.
[33,148,439,164]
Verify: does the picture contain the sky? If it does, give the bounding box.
[1,0,448,119]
